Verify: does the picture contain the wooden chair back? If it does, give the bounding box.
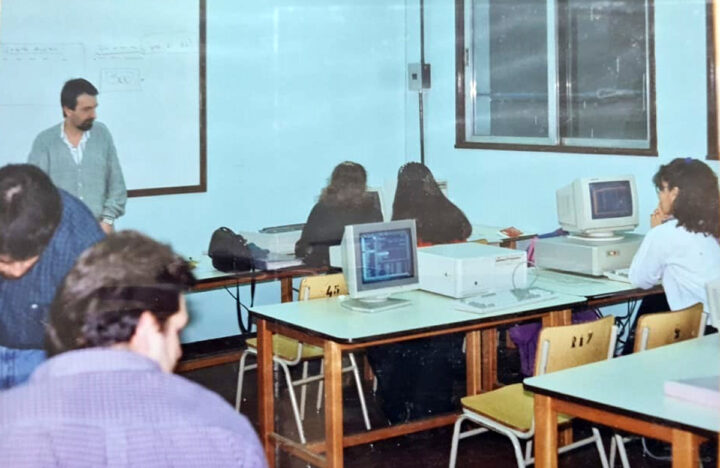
[298,273,348,301]
[535,315,615,375]
[634,303,704,352]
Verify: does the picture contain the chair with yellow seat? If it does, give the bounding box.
[234,273,371,444]
[449,316,616,468]
[608,303,705,468]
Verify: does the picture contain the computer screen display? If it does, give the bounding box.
[589,181,633,219]
[556,175,638,238]
[359,228,414,285]
[341,219,419,301]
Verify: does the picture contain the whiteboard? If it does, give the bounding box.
[0,0,206,196]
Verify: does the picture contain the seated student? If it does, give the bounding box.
[392,162,472,245]
[0,231,267,467]
[295,161,382,266]
[368,162,471,423]
[0,164,104,389]
[626,157,720,352]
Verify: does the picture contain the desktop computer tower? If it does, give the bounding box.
[533,233,643,276]
[418,243,527,298]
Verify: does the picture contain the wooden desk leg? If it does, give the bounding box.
[540,309,573,445]
[257,319,275,466]
[465,330,481,395]
[324,340,344,468]
[534,394,558,468]
[280,278,293,303]
[542,308,572,328]
[480,329,498,392]
[671,429,701,468]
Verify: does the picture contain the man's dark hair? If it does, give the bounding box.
[0,164,61,260]
[61,78,98,115]
[652,158,720,237]
[45,231,196,357]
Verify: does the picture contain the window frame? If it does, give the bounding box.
[454,0,658,156]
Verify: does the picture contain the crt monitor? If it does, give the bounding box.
[556,175,639,239]
[340,219,419,312]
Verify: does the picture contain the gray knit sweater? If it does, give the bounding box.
[28,122,126,221]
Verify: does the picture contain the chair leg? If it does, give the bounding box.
[235,350,251,411]
[592,427,610,468]
[609,435,617,468]
[300,361,309,421]
[615,434,630,468]
[348,352,372,431]
[524,440,533,465]
[448,415,467,468]
[508,433,526,468]
[277,359,307,444]
[316,359,324,413]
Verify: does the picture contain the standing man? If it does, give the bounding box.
[28,78,126,234]
[0,164,104,389]
[0,231,267,467]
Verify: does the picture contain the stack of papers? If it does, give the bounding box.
[254,253,303,271]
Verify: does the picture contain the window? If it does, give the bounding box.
[456,0,656,154]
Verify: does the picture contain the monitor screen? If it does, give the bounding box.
[556,175,638,238]
[589,181,633,219]
[359,228,414,285]
[341,219,419,300]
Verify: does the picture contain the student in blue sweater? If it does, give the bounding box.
[0,164,104,388]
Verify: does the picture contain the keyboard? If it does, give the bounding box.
[603,268,632,284]
[454,288,558,315]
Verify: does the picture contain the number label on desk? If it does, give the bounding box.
[571,332,593,348]
[326,284,342,298]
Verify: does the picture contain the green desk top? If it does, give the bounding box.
[249,290,586,344]
[524,334,720,435]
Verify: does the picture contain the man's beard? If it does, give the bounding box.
[77,119,94,131]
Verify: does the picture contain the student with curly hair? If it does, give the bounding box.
[295,162,382,267]
[625,158,720,351]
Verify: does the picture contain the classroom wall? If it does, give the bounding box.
[406,0,717,321]
[408,0,716,234]
[117,0,410,341]
[8,1,711,342]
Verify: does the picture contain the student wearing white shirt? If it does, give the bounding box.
[625,158,720,352]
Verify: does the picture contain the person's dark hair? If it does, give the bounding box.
[392,162,471,244]
[61,78,98,116]
[319,161,372,207]
[45,231,196,357]
[0,164,61,260]
[652,158,720,237]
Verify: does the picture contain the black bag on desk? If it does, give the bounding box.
[208,227,254,272]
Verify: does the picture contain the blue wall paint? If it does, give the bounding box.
[116,1,409,342]
[411,0,715,238]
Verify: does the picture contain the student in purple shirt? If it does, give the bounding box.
[0,231,267,468]
[0,164,104,389]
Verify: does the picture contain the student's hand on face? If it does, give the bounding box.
[650,207,670,228]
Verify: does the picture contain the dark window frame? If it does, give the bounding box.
[454,0,658,156]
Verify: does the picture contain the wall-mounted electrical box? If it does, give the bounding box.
[408,63,431,91]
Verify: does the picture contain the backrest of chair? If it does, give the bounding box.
[298,273,348,301]
[634,303,704,353]
[535,316,615,376]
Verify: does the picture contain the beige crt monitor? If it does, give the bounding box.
[534,175,643,276]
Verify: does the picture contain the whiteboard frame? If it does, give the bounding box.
[127,0,207,197]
